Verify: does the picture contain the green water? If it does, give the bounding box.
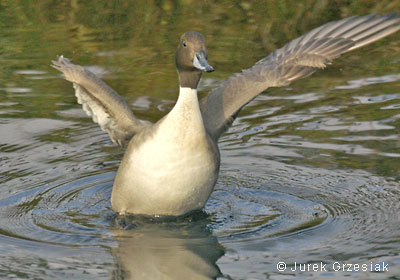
[1,1,400,279]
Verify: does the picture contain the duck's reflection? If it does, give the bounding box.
[111,213,224,280]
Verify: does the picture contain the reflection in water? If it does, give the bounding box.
[299,118,395,132]
[335,73,400,89]
[111,215,224,280]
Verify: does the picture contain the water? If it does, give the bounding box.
[1,1,400,279]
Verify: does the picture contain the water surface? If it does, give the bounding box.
[1,1,400,279]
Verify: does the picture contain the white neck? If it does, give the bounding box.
[175,87,199,108]
[168,87,201,116]
[165,87,205,132]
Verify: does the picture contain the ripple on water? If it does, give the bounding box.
[0,151,400,278]
[211,157,400,278]
[335,73,400,89]
[298,117,395,131]
[207,185,329,241]
[3,156,398,250]
[353,93,400,104]
[0,172,115,247]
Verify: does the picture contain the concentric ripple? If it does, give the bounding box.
[211,158,400,279]
[0,172,115,247]
[207,181,329,240]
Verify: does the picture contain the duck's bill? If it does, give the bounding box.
[193,52,214,72]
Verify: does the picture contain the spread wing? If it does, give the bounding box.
[200,13,400,140]
[52,56,150,146]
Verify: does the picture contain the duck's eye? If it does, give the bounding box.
[183,42,187,47]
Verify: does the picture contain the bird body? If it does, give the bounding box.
[111,87,220,216]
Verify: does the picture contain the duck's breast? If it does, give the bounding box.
[111,104,220,216]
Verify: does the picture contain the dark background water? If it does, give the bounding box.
[1,1,400,279]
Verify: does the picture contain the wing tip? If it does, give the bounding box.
[51,55,74,71]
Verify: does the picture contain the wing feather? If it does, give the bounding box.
[52,56,149,146]
[200,13,400,140]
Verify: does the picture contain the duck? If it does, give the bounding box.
[52,13,400,217]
